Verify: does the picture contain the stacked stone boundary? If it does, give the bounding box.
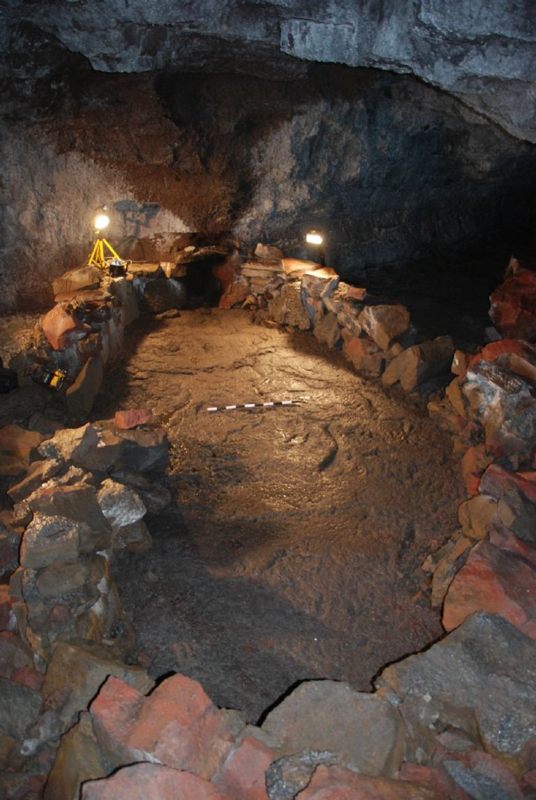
[0,249,535,799]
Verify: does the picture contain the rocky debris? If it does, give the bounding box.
[97,479,146,529]
[342,332,384,376]
[440,750,525,800]
[127,262,164,278]
[42,640,153,731]
[266,751,339,800]
[115,427,169,472]
[301,267,339,300]
[52,267,102,301]
[323,282,366,316]
[7,459,63,504]
[382,336,454,392]
[109,470,171,513]
[81,763,229,800]
[376,613,536,766]
[26,483,112,552]
[110,276,139,327]
[219,275,250,309]
[255,243,283,263]
[0,425,44,477]
[268,282,311,330]
[65,354,104,420]
[0,521,20,581]
[293,764,438,799]
[460,444,494,496]
[38,424,119,472]
[461,361,536,460]
[489,268,536,341]
[213,734,274,800]
[442,539,536,638]
[90,673,245,779]
[44,712,108,800]
[478,464,536,543]
[313,312,341,350]
[261,680,405,777]
[359,304,410,351]
[19,514,81,569]
[41,305,81,351]
[142,276,188,313]
[457,494,499,541]
[114,408,153,430]
[421,533,472,609]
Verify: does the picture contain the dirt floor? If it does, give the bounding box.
[95,309,463,721]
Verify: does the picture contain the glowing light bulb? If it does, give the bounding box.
[94,212,110,231]
[306,230,323,246]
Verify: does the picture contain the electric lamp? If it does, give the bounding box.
[306,230,324,246]
[87,206,124,270]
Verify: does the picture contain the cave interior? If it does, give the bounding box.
[1,2,536,798]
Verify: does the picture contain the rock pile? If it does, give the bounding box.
[2,249,536,798]
[258,260,454,393]
[0,412,170,798]
[41,620,535,799]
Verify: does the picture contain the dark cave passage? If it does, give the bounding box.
[94,309,463,719]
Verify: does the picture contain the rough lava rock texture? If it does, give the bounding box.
[4,0,536,142]
[1,4,536,310]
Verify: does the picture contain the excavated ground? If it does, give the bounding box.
[96,309,463,721]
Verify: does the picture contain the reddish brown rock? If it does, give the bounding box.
[382,337,454,392]
[399,764,467,800]
[81,763,229,800]
[213,735,274,800]
[359,304,410,351]
[89,676,144,759]
[489,268,536,341]
[114,409,154,430]
[295,764,440,799]
[342,333,384,376]
[41,304,80,350]
[90,674,244,780]
[219,276,250,310]
[442,540,536,638]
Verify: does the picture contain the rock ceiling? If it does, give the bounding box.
[2,0,536,141]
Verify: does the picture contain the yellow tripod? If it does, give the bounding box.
[87,237,123,270]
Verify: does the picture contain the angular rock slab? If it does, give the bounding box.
[261,680,405,777]
[376,613,536,766]
[442,540,536,639]
[81,763,229,800]
[359,304,410,351]
[90,673,245,781]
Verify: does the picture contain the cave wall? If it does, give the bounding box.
[0,9,535,311]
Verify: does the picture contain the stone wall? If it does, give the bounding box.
[0,251,535,798]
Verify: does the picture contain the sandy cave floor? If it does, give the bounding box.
[93,309,464,721]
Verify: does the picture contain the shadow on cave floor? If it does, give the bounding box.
[95,309,464,720]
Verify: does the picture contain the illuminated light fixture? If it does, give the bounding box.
[87,206,124,270]
[94,211,110,231]
[305,230,323,246]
